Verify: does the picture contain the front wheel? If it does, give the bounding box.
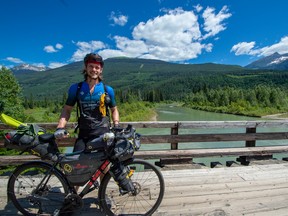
[99,159,165,216]
[7,161,69,216]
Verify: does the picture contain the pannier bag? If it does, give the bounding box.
[60,151,107,186]
[109,161,135,193]
[111,132,141,162]
[4,124,58,160]
[112,139,134,162]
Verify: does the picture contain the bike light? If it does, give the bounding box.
[4,133,11,140]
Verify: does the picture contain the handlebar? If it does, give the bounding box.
[109,124,141,160]
[113,124,135,140]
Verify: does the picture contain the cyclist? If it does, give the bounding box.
[55,53,134,193]
[56,53,119,146]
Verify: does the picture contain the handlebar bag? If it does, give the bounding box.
[112,139,134,162]
[4,130,36,151]
[4,124,58,160]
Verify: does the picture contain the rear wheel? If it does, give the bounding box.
[99,159,165,216]
[7,161,69,216]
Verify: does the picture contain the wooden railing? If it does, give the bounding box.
[1,120,288,166]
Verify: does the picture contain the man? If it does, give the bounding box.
[55,53,119,151]
[55,53,134,194]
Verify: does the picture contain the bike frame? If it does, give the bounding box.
[78,159,111,198]
[31,151,112,199]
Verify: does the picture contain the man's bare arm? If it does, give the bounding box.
[57,105,73,128]
[110,106,120,126]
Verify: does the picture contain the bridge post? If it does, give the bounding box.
[245,127,256,147]
[237,127,272,165]
[171,125,178,150]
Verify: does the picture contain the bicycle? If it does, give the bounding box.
[4,124,165,216]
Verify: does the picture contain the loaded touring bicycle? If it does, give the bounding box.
[1,113,165,216]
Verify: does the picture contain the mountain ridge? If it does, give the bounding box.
[245,52,288,70]
[12,64,50,73]
[12,58,245,100]
[10,56,288,101]
[11,52,288,75]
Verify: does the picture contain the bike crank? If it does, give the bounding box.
[58,193,84,214]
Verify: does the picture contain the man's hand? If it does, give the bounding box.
[54,128,69,139]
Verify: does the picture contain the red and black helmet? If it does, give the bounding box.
[84,53,104,67]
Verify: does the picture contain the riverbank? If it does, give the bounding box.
[262,113,288,120]
[150,111,158,121]
[160,103,288,121]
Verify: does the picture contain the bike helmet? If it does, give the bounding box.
[84,53,104,67]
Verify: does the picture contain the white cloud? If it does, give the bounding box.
[44,45,56,53]
[231,42,258,56]
[71,5,231,63]
[130,8,204,61]
[194,4,203,13]
[71,40,106,62]
[110,12,128,26]
[48,62,66,69]
[133,8,201,45]
[98,49,126,59]
[260,36,288,56]
[44,43,63,53]
[6,57,24,64]
[231,36,288,57]
[202,6,232,39]
[33,63,46,68]
[56,43,63,49]
[114,36,148,56]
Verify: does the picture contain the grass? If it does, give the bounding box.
[23,101,156,123]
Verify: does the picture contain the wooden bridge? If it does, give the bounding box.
[1,120,288,166]
[1,121,288,215]
[0,161,288,215]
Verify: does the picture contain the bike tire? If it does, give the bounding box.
[7,161,69,216]
[99,158,165,216]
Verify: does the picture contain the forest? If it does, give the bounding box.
[1,61,288,163]
[3,57,288,121]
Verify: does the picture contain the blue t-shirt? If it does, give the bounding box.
[65,81,116,108]
[65,81,116,137]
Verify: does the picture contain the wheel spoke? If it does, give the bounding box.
[7,162,69,216]
[99,159,165,215]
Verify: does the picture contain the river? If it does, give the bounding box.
[156,104,260,121]
[139,104,288,166]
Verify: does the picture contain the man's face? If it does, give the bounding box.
[86,62,103,80]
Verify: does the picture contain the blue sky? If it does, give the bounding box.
[1,0,287,69]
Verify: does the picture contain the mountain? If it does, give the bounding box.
[11,64,50,74]
[13,57,246,100]
[245,52,288,70]
[12,57,288,102]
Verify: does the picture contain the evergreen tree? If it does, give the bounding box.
[0,67,25,156]
[0,67,24,119]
